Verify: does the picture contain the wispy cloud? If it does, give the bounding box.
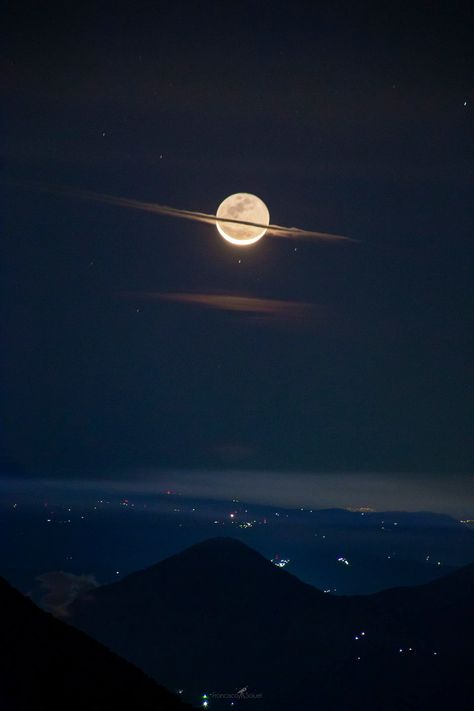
[131,291,326,328]
[149,292,318,315]
[36,571,98,618]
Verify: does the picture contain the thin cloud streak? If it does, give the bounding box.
[137,291,323,317]
[29,182,354,242]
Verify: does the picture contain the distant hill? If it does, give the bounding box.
[69,537,474,710]
[4,499,473,597]
[0,577,193,710]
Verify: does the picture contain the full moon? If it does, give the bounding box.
[216,193,270,246]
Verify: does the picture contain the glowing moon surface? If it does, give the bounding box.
[216,193,270,245]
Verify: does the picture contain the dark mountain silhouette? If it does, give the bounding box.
[0,576,193,711]
[69,537,474,710]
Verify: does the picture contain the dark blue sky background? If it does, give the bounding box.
[2,2,472,486]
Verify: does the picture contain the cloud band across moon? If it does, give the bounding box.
[34,183,354,243]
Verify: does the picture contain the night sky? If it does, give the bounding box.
[2,2,472,498]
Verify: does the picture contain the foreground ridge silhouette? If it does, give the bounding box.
[0,576,193,711]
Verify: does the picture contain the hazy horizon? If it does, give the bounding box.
[2,469,472,518]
